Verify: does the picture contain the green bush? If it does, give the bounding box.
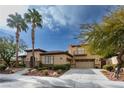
[37,67,48,70]
[121,63,124,67]
[65,64,71,70]
[53,64,70,70]
[34,66,39,69]
[19,62,26,67]
[34,64,71,71]
[39,63,43,68]
[103,64,116,71]
[42,64,53,68]
[57,69,63,74]
[0,64,6,71]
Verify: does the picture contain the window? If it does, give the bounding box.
[43,56,54,64]
[75,48,85,54]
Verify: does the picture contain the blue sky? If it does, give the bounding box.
[0,5,115,51]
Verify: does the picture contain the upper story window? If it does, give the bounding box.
[75,48,85,55]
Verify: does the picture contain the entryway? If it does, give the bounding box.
[30,56,35,68]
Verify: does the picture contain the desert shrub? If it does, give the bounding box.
[39,63,43,68]
[34,66,39,69]
[103,64,116,72]
[42,70,49,76]
[53,64,71,70]
[42,64,53,69]
[65,64,71,70]
[53,65,66,70]
[121,63,124,67]
[19,62,26,67]
[37,67,48,70]
[0,64,6,71]
[57,69,63,74]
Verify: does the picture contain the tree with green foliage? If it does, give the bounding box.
[79,6,124,64]
[7,13,28,67]
[24,9,43,67]
[0,36,27,67]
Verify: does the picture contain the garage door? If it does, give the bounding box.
[76,61,94,68]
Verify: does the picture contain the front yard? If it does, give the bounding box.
[0,62,26,74]
[24,64,70,77]
[0,67,23,74]
[101,70,124,81]
[0,63,70,77]
[24,69,65,77]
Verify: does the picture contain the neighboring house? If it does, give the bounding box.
[20,43,102,68]
[106,56,118,65]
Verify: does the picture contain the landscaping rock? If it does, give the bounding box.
[53,72,58,76]
[30,69,37,72]
[5,67,10,71]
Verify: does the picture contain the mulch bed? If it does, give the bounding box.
[0,68,23,74]
[101,70,124,81]
[24,69,65,77]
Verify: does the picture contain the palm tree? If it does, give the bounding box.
[7,12,28,67]
[24,9,43,67]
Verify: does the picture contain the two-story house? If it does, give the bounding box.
[68,44,101,68]
[20,44,101,68]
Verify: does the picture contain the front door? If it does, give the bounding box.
[30,56,35,68]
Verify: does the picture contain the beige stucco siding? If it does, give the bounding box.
[41,54,71,65]
[68,44,101,68]
[24,51,44,67]
[25,51,43,62]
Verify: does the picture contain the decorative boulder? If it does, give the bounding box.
[30,69,37,72]
[5,67,10,71]
[52,72,58,76]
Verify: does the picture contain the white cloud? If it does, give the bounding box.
[35,6,85,31]
[36,6,69,31]
[0,5,29,31]
[48,6,67,26]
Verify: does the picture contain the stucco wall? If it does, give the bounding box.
[68,45,88,55]
[24,51,44,67]
[106,56,118,65]
[25,51,43,62]
[68,45,101,68]
[41,54,71,65]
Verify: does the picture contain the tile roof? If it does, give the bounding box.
[25,48,46,52]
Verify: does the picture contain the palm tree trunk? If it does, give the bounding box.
[16,28,19,67]
[32,24,35,67]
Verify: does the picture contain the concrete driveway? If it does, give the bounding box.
[0,68,124,88]
[59,69,107,88]
[60,69,124,88]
